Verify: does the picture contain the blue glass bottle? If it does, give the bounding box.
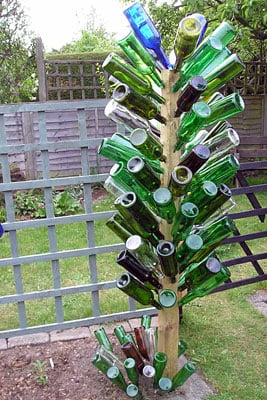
[123,1,171,69]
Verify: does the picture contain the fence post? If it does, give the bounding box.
[36,37,48,102]
[22,112,37,180]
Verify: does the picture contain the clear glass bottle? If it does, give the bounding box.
[203,128,240,162]
[112,83,166,124]
[123,1,171,69]
[102,52,165,103]
[117,28,164,87]
[116,272,162,310]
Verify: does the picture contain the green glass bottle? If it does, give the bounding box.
[171,362,196,389]
[205,91,225,105]
[174,76,207,117]
[114,325,128,345]
[126,383,143,399]
[117,28,164,88]
[172,36,223,92]
[203,128,240,163]
[134,326,150,360]
[203,54,245,98]
[152,187,176,224]
[141,314,152,329]
[116,249,162,291]
[156,241,178,281]
[180,129,209,160]
[189,154,240,190]
[178,255,222,291]
[152,352,168,388]
[199,47,231,78]
[116,272,162,309]
[94,327,113,352]
[158,377,173,394]
[121,341,145,374]
[124,358,139,385]
[158,289,177,308]
[179,144,210,174]
[182,181,218,210]
[130,128,166,162]
[105,213,132,243]
[102,52,165,104]
[173,15,202,71]
[127,156,161,192]
[176,233,203,272]
[113,84,166,124]
[171,202,199,246]
[211,21,237,46]
[190,216,235,263]
[126,235,163,279]
[114,192,164,240]
[168,165,192,198]
[92,352,112,375]
[106,365,128,391]
[111,132,135,148]
[203,120,233,143]
[204,93,245,127]
[175,101,211,150]
[178,340,188,357]
[179,265,231,306]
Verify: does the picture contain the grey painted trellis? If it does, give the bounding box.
[0,100,266,340]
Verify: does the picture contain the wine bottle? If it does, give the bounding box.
[114,192,164,240]
[134,326,150,360]
[116,272,162,309]
[178,340,188,357]
[179,144,210,174]
[106,212,134,242]
[105,99,160,136]
[171,202,199,245]
[173,15,202,71]
[121,341,145,374]
[123,1,171,69]
[144,327,158,361]
[116,249,162,291]
[158,377,173,394]
[182,181,218,210]
[158,289,177,308]
[102,52,165,103]
[152,187,176,224]
[189,154,240,190]
[211,21,237,46]
[130,128,166,162]
[113,83,166,124]
[171,362,196,389]
[94,327,113,352]
[191,13,208,46]
[114,325,128,345]
[180,129,209,160]
[124,358,139,385]
[205,91,225,105]
[127,156,161,192]
[178,255,223,291]
[179,265,231,306]
[174,76,207,117]
[202,54,245,98]
[204,93,245,127]
[143,365,156,380]
[168,165,192,198]
[141,314,152,329]
[126,383,143,399]
[175,101,211,150]
[204,128,240,163]
[106,365,128,391]
[156,241,178,281]
[117,28,164,88]
[104,175,128,198]
[92,345,124,374]
[153,352,168,388]
[126,235,163,279]
[176,233,204,272]
[199,46,231,77]
[172,36,223,92]
[204,120,233,142]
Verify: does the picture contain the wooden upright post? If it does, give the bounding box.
[157,69,181,379]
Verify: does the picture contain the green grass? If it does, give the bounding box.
[0,189,266,399]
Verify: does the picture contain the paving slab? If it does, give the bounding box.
[248,289,267,317]
[50,327,90,342]
[0,339,7,350]
[8,332,49,348]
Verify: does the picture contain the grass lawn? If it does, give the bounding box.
[0,187,266,400]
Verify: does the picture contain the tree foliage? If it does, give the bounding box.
[0,0,37,103]
[121,0,267,62]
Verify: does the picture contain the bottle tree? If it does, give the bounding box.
[94,1,245,396]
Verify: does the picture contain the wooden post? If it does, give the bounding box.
[157,69,181,378]
[36,37,48,102]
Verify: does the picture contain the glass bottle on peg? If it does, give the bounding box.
[168,165,192,198]
[173,15,202,71]
[127,156,161,192]
[176,233,204,272]
[105,213,132,243]
[130,128,166,162]
[203,127,240,163]
[116,272,163,310]
[171,202,199,246]
[204,93,245,127]
[102,52,165,104]
[156,241,178,282]
[191,13,208,45]
[123,1,171,69]
[112,83,166,124]
[152,187,176,224]
[182,180,218,211]
[174,76,208,117]
[179,144,210,174]
[117,27,164,88]
[94,327,113,352]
